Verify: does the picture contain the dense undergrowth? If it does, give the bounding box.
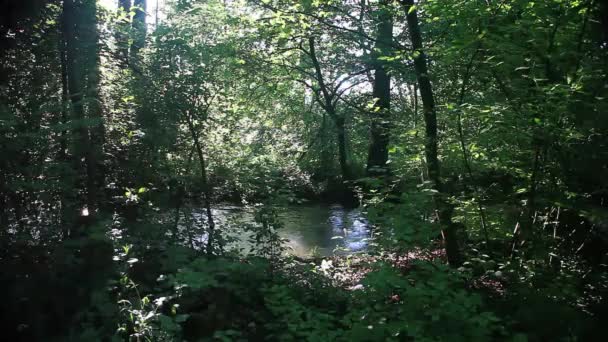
[2,192,605,341]
[2,0,608,340]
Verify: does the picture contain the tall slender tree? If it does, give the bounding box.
[402,0,461,265]
[131,0,147,58]
[117,0,131,64]
[62,0,105,219]
[116,0,146,64]
[83,0,105,211]
[306,37,353,183]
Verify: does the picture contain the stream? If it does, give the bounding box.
[187,204,372,257]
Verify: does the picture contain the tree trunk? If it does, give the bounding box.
[600,0,608,45]
[185,112,216,255]
[366,0,393,176]
[58,13,71,235]
[59,27,69,159]
[308,37,352,183]
[131,0,147,58]
[403,0,461,266]
[0,172,7,232]
[83,0,105,212]
[63,0,96,217]
[117,0,131,65]
[336,116,352,182]
[118,0,131,12]
[455,47,489,244]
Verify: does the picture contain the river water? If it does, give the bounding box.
[188,204,372,257]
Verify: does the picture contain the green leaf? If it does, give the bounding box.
[121,95,135,103]
[408,5,417,14]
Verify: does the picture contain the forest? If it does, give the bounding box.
[1,0,607,340]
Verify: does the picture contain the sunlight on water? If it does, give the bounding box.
[185,204,372,257]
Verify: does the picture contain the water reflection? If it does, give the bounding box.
[189,204,371,257]
[279,204,371,256]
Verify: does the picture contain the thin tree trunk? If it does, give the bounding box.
[455,48,490,244]
[366,0,393,176]
[307,37,352,183]
[59,31,69,159]
[184,112,215,255]
[155,0,159,27]
[336,117,352,182]
[58,12,70,236]
[413,84,427,183]
[403,0,461,266]
[572,0,593,76]
[0,173,7,232]
[523,13,562,238]
[525,146,541,232]
[57,28,71,235]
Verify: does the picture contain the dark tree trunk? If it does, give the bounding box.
[118,0,131,13]
[598,0,608,46]
[116,0,145,63]
[59,24,69,159]
[0,172,7,232]
[403,0,461,266]
[185,112,216,255]
[62,0,104,217]
[335,117,352,182]
[63,0,92,208]
[366,0,393,177]
[117,0,131,65]
[131,0,147,58]
[83,0,105,212]
[58,12,71,235]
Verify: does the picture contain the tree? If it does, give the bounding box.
[304,36,357,184]
[62,0,105,219]
[254,0,371,193]
[366,0,393,177]
[131,0,146,58]
[116,0,146,64]
[402,0,461,265]
[117,0,132,64]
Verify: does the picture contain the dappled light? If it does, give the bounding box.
[1,0,607,340]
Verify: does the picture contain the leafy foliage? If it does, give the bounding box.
[0,0,606,340]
